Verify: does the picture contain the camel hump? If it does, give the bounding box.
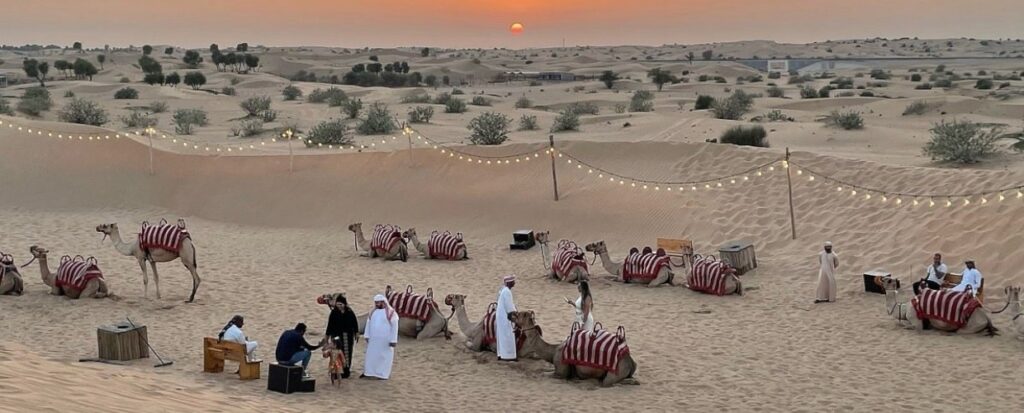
[159,218,168,226]
[177,218,187,229]
[60,255,72,264]
[86,257,98,265]
[141,220,150,229]
[616,326,627,343]
[405,284,414,295]
[455,232,464,240]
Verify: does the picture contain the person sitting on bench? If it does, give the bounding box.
[949,260,982,296]
[218,315,258,361]
[913,253,947,295]
[275,323,324,378]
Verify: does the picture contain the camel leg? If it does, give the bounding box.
[182,246,201,303]
[138,259,150,299]
[80,280,106,299]
[904,307,924,330]
[50,284,62,296]
[416,317,447,339]
[648,270,672,287]
[960,313,997,336]
[467,333,485,351]
[149,260,161,300]
[552,351,572,379]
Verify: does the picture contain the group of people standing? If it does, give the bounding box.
[493,274,597,362]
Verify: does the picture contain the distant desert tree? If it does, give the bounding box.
[367,63,382,73]
[629,90,655,112]
[357,102,396,134]
[468,112,512,145]
[58,98,108,126]
[138,55,162,75]
[694,95,715,110]
[702,50,713,60]
[550,109,580,132]
[924,120,1001,163]
[236,43,248,52]
[144,72,165,85]
[164,47,174,55]
[183,71,206,90]
[442,75,450,86]
[766,85,785,98]
[183,50,203,68]
[164,72,181,87]
[351,63,366,73]
[686,51,695,64]
[369,55,379,62]
[306,120,352,147]
[711,90,754,120]
[72,42,82,52]
[244,54,259,72]
[17,87,53,116]
[142,45,153,56]
[97,54,106,70]
[599,70,619,89]
[341,98,364,119]
[22,59,48,86]
[114,87,139,99]
[172,108,209,135]
[282,85,302,101]
[421,47,430,57]
[647,68,673,91]
[54,60,70,79]
[424,74,438,87]
[75,59,100,81]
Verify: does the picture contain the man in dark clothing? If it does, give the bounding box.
[275,323,323,377]
[324,294,359,378]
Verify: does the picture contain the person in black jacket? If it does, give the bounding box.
[275,323,324,378]
[323,293,359,379]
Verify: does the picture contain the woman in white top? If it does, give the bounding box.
[565,280,596,331]
[218,315,258,361]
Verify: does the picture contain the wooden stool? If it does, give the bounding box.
[203,337,261,380]
[97,323,149,361]
[719,241,757,275]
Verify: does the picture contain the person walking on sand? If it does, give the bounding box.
[496,274,518,362]
[815,242,839,303]
[361,294,399,380]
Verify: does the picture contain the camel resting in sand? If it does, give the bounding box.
[320,289,451,340]
[584,241,673,287]
[96,222,201,302]
[348,223,408,262]
[882,278,997,336]
[403,228,468,260]
[511,311,637,387]
[536,232,589,283]
[1003,286,1023,341]
[28,246,110,299]
[0,251,25,296]
[445,294,490,351]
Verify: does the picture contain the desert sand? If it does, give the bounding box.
[1,40,1024,412]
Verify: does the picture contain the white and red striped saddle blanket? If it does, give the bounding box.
[428,231,466,260]
[561,324,630,373]
[912,289,982,329]
[55,255,104,291]
[139,219,190,254]
[371,225,403,254]
[552,240,588,279]
[622,251,670,282]
[688,255,733,296]
[481,303,525,351]
[385,285,438,322]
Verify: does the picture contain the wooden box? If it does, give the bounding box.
[718,241,757,275]
[863,270,895,294]
[657,238,693,267]
[97,323,149,361]
[509,230,535,250]
[268,363,315,393]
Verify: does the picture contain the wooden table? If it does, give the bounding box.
[718,240,757,275]
[97,323,149,361]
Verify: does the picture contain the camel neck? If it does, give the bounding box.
[354,228,370,250]
[453,303,475,335]
[410,234,426,254]
[38,256,53,286]
[109,228,135,256]
[525,329,558,363]
[598,249,620,275]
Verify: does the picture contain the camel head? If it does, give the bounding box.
[28,245,49,259]
[584,240,607,254]
[347,223,362,233]
[535,231,550,245]
[510,310,540,332]
[444,293,465,308]
[317,292,345,306]
[96,223,118,242]
[880,276,901,292]
[1005,286,1020,302]
[402,227,417,239]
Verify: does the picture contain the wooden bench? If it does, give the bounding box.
[203,337,261,380]
[941,273,985,303]
[657,238,693,268]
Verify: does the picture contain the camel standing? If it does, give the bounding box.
[536,232,589,283]
[445,294,489,351]
[348,223,408,262]
[1004,286,1023,341]
[585,241,673,287]
[403,228,468,260]
[511,311,637,387]
[882,278,997,335]
[28,246,110,299]
[96,223,201,302]
[0,252,25,296]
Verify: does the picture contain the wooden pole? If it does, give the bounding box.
[287,133,294,173]
[147,131,155,175]
[549,135,559,201]
[785,147,797,240]
[406,126,413,167]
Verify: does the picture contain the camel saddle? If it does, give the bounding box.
[371,224,404,254]
[622,250,671,282]
[911,289,981,330]
[55,255,104,291]
[481,303,526,351]
[427,231,466,260]
[561,323,630,373]
[385,285,438,322]
[139,219,190,256]
[552,240,588,280]
[688,254,733,296]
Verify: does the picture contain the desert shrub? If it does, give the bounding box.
[467,112,512,145]
[232,118,264,137]
[149,101,168,113]
[818,85,834,98]
[452,89,465,95]
[471,96,491,106]
[282,85,302,101]
[935,64,946,73]
[567,101,599,115]
[120,110,157,128]
[916,83,933,90]
[614,103,627,113]
[221,87,236,96]
[869,69,891,80]
[433,92,452,105]
[860,91,875,97]
[766,86,785,98]
[999,82,1011,89]
[230,77,242,86]
[694,94,715,110]
[714,76,727,83]
[528,80,542,86]
[934,79,953,88]
[710,90,753,120]
[306,119,352,147]
[240,95,271,117]
[719,125,769,147]
[903,101,931,116]
[837,91,856,97]
[830,77,854,89]
[975,79,994,90]
[514,96,532,108]
[800,85,819,99]
[445,97,467,113]
[407,106,434,123]
[767,71,781,79]
[172,108,208,135]
[63,90,75,98]
[867,81,888,88]
[911,73,922,82]
[400,92,431,104]
[259,109,278,123]
[518,114,539,131]
[0,97,13,115]
[821,110,864,130]
[58,98,108,126]
[761,109,791,122]
[143,73,164,85]
[356,102,395,134]
[341,98,363,119]
[698,74,710,82]
[629,90,655,112]
[17,87,53,116]
[119,77,130,83]
[923,120,1001,163]
[307,87,346,104]
[550,109,580,132]
[114,87,139,99]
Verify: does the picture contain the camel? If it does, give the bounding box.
[1002,286,1023,341]
[348,223,408,262]
[882,278,997,336]
[511,311,637,387]
[445,294,489,351]
[28,246,110,299]
[96,223,201,302]
[687,255,743,296]
[321,290,451,340]
[0,252,25,296]
[536,232,589,283]
[584,241,673,287]
[403,228,468,260]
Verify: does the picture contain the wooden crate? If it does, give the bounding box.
[718,240,757,275]
[97,323,149,361]
[863,270,894,294]
[656,238,693,267]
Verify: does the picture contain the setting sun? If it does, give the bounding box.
[509,22,524,35]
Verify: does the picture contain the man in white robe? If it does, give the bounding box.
[362,294,399,379]
[219,315,258,361]
[815,242,839,303]
[950,260,982,296]
[496,274,518,361]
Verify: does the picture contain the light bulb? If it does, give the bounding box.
[796,169,802,175]
[896,198,903,205]
[809,176,815,181]
[945,200,952,207]
[851,190,857,196]
[963,199,970,206]
[769,166,775,171]
[881,196,887,203]
[981,197,987,204]
[913,199,919,206]
[865,194,871,200]
[730,179,736,184]
[757,171,763,176]
[705,184,711,189]
[743,176,749,181]
[837,186,843,192]
[1018,190,1023,199]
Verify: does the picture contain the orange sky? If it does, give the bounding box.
[1,0,1021,49]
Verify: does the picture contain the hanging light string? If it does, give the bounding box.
[0,118,126,141]
[557,149,786,186]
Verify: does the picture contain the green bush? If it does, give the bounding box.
[63,90,75,98]
[356,102,395,134]
[240,95,271,117]
[17,87,53,116]
[467,112,512,145]
[975,79,994,89]
[260,109,277,123]
[821,110,864,130]
[119,77,131,83]
[306,119,352,147]
[445,97,467,113]
[307,87,347,104]
[902,101,931,116]
[934,79,953,88]
[433,92,452,105]
[550,109,580,132]
[629,90,655,112]
[923,120,1001,163]
[719,125,769,147]
[144,73,164,85]
[518,114,539,131]
[0,97,13,115]
[470,96,491,106]
[710,90,754,120]
[567,101,599,115]
[341,98,363,119]
[407,106,434,123]
[183,71,206,90]
[282,85,302,101]
[760,109,791,122]
[149,101,168,113]
[172,108,208,135]
[232,118,263,137]
[800,85,819,99]
[614,103,627,113]
[916,83,933,90]
[818,85,834,98]
[58,98,108,126]
[120,110,157,128]
[694,95,715,110]
[515,96,532,109]
[221,87,236,96]
[766,86,785,98]
[910,74,922,82]
[452,89,465,95]
[400,92,431,104]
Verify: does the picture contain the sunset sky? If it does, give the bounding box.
[2,0,1021,49]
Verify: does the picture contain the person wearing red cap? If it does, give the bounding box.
[496,274,518,361]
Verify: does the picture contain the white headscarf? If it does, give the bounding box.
[372,294,396,320]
